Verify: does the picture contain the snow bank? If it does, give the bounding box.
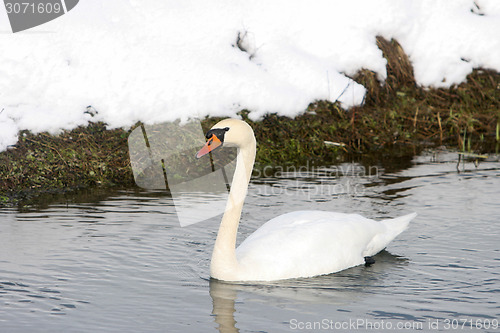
[1,0,499,151]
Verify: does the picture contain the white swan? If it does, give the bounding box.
[196,118,416,281]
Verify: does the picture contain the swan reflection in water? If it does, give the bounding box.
[209,250,408,333]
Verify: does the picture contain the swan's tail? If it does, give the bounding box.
[366,212,417,256]
[381,212,417,238]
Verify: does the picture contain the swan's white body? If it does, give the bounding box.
[201,119,416,282]
[236,211,415,281]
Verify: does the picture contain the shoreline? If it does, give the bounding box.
[1,38,499,205]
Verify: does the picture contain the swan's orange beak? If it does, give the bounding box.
[196,134,223,159]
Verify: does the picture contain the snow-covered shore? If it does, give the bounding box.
[1,0,499,151]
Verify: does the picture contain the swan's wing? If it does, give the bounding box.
[235,211,382,280]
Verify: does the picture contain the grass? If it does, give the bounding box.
[1,37,499,205]
[0,123,134,204]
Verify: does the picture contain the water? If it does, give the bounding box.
[1,150,499,332]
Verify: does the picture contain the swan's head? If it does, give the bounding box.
[196,118,255,158]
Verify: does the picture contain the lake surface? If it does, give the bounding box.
[1,150,499,332]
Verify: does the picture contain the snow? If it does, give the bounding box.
[1,0,499,151]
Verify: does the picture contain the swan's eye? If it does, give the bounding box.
[205,127,229,141]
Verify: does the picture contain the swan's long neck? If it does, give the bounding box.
[210,140,255,280]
